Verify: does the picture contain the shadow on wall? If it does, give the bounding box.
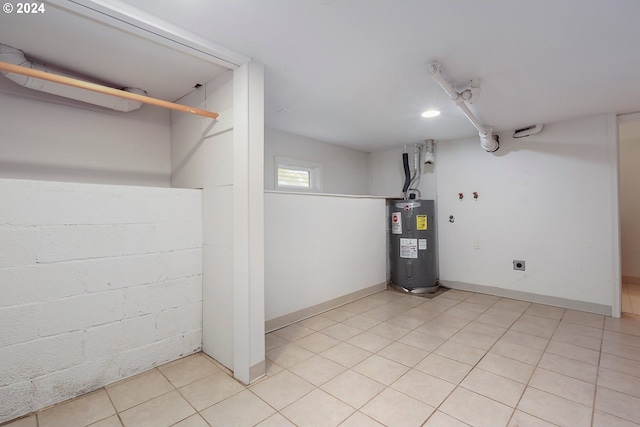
[491,135,608,164]
[0,161,169,187]
[486,117,609,163]
[170,120,219,180]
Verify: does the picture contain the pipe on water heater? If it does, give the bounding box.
[402,152,411,195]
[424,139,435,164]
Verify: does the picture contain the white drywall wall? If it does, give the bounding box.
[232,62,266,383]
[264,128,370,195]
[171,86,208,188]
[366,114,617,313]
[620,135,640,280]
[264,192,386,322]
[0,76,171,187]
[0,178,203,423]
[171,64,265,384]
[203,73,236,373]
[172,72,235,370]
[436,114,615,310]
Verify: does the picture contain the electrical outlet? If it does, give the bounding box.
[474,240,481,250]
[513,260,526,271]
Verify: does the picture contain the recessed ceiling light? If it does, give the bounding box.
[421,110,440,118]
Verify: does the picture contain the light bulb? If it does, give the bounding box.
[421,110,440,118]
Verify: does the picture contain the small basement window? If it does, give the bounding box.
[278,167,310,188]
[275,157,322,191]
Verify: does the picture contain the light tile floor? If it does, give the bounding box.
[622,283,640,315]
[5,288,640,427]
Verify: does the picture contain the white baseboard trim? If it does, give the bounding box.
[265,282,388,333]
[623,276,640,285]
[440,280,612,316]
[249,360,265,384]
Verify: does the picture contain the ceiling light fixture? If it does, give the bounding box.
[421,110,440,118]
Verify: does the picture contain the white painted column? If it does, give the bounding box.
[233,61,265,383]
[610,112,622,318]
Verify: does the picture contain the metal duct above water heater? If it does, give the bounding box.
[389,199,439,294]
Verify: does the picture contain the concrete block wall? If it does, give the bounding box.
[0,178,203,423]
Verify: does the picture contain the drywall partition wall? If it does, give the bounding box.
[170,63,265,384]
[620,131,640,282]
[172,72,234,369]
[204,73,235,374]
[0,76,171,187]
[0,178,202,423]
[171,71,235,189]
[233,62,266,384]
[436,114,616,314]
[264,191,387,329]
[171,85,208,188]
[264,127,370,195]
[367,146,437,199]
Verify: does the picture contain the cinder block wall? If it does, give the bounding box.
[0,178,203,423]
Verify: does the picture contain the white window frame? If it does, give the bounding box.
[275,156,323,192]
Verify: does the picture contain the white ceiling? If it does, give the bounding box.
[2,0,640,151]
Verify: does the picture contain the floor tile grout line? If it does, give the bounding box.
[480,300,545,424]
[491,299,576,426]
[266,361,381,426]
[157,360,212,423]
[591,310,640,425]
[244,385,293,426]
[418,293,493,424]
[422,294,532,427]
[171,375,215,425]
[210,292,576,422]
[125,356,227,427]
[100,384,125,427]
[251,360,358,425]
[590,324,604,427]
[34,388,121,427]
[10,289,640,427]
[591,384,640,425]
[288,291,458,426]
[503,308,561,427]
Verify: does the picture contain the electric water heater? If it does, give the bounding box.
[389,199,438,294]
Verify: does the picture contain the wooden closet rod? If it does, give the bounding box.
[0,61,219,119]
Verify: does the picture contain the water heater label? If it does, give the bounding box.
[419,239,427,250]
[391,212,402,234]
[416,215,427,230]
[400,238,418,258]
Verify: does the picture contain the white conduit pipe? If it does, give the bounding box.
[424,139,435,164]
[428,63,498,152]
